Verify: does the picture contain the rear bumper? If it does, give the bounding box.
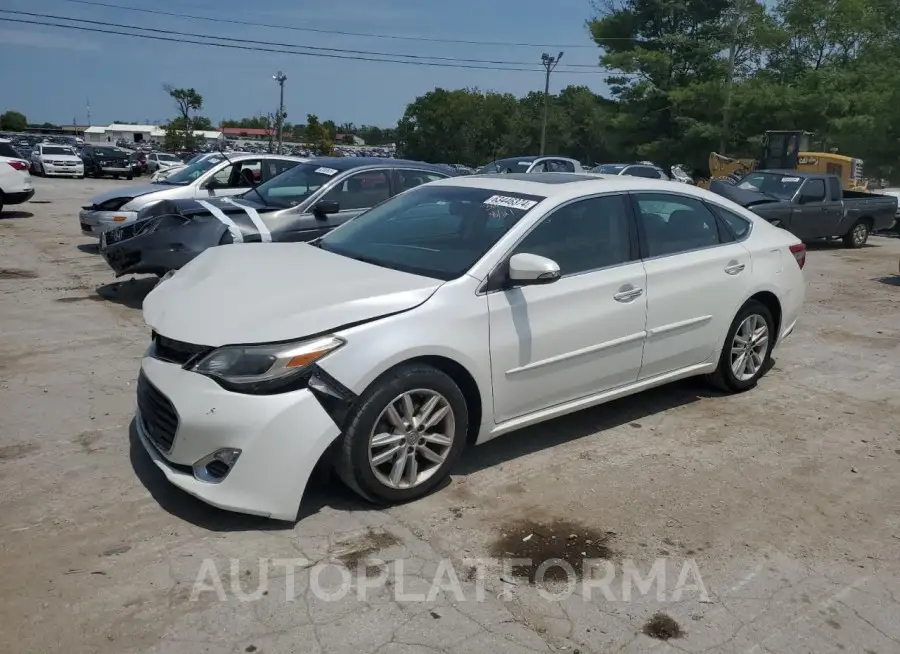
[3,189,35,205]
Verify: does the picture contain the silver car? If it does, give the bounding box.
[79,153,307,237]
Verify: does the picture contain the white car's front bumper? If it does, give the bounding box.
[42,163,84,177]
[135,356,343,521]
[79,209,138,237]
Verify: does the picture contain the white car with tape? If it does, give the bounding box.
[78,153,307,237]
[136,172,806,520]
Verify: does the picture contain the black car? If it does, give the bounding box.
[99,157,454,277]
[81,144,133,179]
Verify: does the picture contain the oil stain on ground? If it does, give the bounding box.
[0,268,37,280]
[331,528,402,572]
[488,518,616,583]
[643,613,683,640]
[0,443,40,461]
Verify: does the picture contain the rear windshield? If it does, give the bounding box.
[319,185,545,280]
[592,164,627,174]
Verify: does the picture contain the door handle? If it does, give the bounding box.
[614,288,643,302]
[724,263,745,275]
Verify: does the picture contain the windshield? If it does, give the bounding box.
[186,153,209,165]
[92,147,124,157]
[157,153,180,162]
[593,164,627,174]
[42,146,76,156]
[162,156,224,185]
[250,162,339,208]
[736,172,803,199]
[318,185,545,281]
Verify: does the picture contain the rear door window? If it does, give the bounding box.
[634,193,722,257]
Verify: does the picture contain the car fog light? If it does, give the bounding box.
[193,448,242,483]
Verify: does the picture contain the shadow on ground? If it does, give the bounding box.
[877,275,900,287]
[96,277,157,309]
[0,211,33,220]
[130,372,730,532]
[806,239,877,251]
[77,243,100,254]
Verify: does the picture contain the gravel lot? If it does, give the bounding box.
[2,177,900,654]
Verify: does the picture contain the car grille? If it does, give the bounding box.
[105,223,136,244]
[152,332,211,366]
[137,372,178,453]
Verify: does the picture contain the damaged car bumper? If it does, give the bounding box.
[136,354,344,521]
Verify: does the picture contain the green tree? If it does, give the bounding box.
[0,111,27,131]
[306,114,333,155]
[164,85,203,150]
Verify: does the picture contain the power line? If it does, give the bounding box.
[0,16,614,74]
[56,0,602,48]
[2,9,605,69]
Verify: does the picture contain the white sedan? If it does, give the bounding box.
[146,152,184,173]
[136,172,806,520]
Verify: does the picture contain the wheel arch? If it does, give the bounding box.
[747,290,782,342]
[361,355,484,447]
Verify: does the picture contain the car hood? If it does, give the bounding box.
[143,242,443,346]
[90,183,170,206]
[42,154,82,162]
[709,180,782,208]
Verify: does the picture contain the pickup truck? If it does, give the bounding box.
[710,170,898,248]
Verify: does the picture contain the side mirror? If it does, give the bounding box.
[507,253,560,286]
[313,200,340,219]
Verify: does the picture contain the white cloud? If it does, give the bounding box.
[0,29,102,52]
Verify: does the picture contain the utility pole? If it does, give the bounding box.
[273,71,287,154]
[539,52,564,156]
[720,0,745,153]
[86,98,91,126]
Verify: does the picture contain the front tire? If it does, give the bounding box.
[335,363,468,504]
[708,300,775,393]
[843,220,869,248]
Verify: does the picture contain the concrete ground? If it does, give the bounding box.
[1,177,899,654]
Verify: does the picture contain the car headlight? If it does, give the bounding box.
[188,335,345,394]
[134,213,186,236]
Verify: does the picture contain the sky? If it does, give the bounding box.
[0,0,608,128]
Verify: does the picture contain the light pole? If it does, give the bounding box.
[539,51,563,156]
[273,71,287,154]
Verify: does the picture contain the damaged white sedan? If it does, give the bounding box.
[136,173,806,520]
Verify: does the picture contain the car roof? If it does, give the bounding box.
[304,157,449,172]
[427,171,725,199]
[755,169,823,178]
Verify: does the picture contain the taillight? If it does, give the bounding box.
[789,243,806,269]
[6,160,28,171]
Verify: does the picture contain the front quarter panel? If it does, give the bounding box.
[316,275,495,439]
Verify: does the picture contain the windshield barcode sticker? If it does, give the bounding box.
[781,177,800,182]
[483,195,538,211]
[315,167,338,176]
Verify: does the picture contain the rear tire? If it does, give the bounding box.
[843,220,869,248]
[335,363,468,504]
[707,300,775,393]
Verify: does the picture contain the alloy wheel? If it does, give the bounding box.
[853,223,867,246]
[368,389,455,490]
[730,314,769,381]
